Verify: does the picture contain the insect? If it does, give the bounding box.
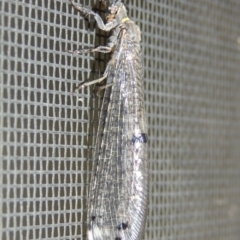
[68,1,148,239]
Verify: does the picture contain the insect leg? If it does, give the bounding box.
[74,74,108,93]
[69,0,120,31]
[67,46,111,93]
[66,46,112,55]
[94,82,113,96]
[69,0,95,17]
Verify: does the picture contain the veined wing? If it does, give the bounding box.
[87,21,148,240]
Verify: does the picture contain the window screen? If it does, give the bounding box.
[1,0,240,240]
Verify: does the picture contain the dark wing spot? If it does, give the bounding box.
[132,133,148,145]
[117,222,128,231]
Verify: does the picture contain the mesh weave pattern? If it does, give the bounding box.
[1,0,240,239]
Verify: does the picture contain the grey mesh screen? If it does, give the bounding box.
[1,0,240,240]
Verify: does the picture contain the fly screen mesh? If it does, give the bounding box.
[1,0,240,240]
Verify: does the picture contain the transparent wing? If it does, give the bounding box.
[87,21,148,240]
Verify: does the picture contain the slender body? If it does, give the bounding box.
[68,1,148,239]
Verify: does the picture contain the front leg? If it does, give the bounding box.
[69,0,120,31]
